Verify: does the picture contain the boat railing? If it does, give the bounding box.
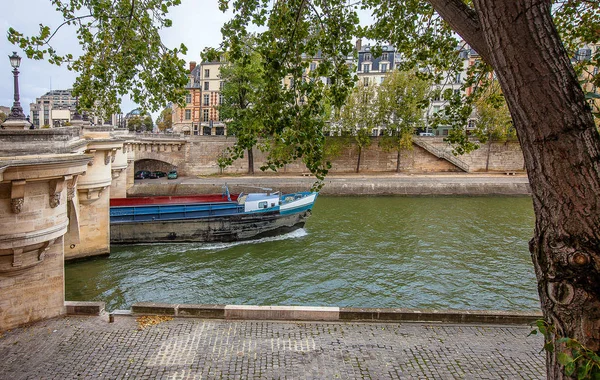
[111,202,244,222]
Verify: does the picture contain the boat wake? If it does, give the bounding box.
[194,228,308,250]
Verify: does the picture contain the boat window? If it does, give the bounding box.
[258,201,268,209]
[271,203,275,208]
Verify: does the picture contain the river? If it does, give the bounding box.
[65,196,540,312]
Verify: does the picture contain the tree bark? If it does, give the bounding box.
[247,148,254,175]
[396,150,401,173]
[356,146,362,173]
[485,139,491,172]
[429,0,600,377]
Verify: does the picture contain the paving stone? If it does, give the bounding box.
[0,316,544,379]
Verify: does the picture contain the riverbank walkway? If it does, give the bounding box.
[0,313,544,379]
[132,172,532,197]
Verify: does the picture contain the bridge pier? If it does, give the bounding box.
[0,153,90,331]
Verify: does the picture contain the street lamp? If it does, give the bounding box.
[6,52,26,121]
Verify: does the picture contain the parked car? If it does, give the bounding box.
[153,171,167,178]
[167,170,178,180]
[419,132,435,137]
[134,170,151,179]
[147,172,158,179]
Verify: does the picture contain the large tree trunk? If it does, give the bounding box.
[485,139,491,172]
[247,148,254,175]
[431,0,600,377]
[396,150,401,173]
[356,146,362,173]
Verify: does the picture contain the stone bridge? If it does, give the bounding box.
[0,124,526,333]
[128,136,187,173]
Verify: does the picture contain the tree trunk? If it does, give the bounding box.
[430,0,600,377]
[396,150,401,173]
[473,1,600,377]
[356,146,362,173]
[247,148,254,175]
[485,140,491,172]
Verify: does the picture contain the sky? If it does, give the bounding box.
[0,0,234,117]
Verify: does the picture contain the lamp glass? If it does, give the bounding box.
[9,52,21,69]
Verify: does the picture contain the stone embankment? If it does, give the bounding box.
[128,173,531,197]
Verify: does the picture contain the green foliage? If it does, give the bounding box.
[472,81,515,144]
[530,319,600,379]
[127,115,144,131]
[0,112,6,123]
[217,0,360,188]
[8,0,189,118]
[377,70,431,158]
[143,115,154,131]
[337,80,379,141]
[216,38,265,172]
[156,107,173,131]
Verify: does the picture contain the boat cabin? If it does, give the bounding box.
[241,193,280,213]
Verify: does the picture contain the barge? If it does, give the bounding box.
[109,190,318,244]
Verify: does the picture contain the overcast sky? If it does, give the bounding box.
[0,0,233,117]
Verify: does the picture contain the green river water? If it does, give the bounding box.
[65,196,540,312]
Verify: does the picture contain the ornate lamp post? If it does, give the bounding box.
[2,52,31,130]
[7,52,25,121]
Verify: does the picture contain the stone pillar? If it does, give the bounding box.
[110,145,128,199]
[64,140,122,260]
[126,143,136,192]
[0,156,89,331]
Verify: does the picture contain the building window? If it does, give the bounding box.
[363,64,370,73]
[204,69,210,78]
[203,109,209,122]
[310,62,317,71]
[216,127,225,136]
[193,124,199,135]
[220,81,224,90]
[185,110,191,120]
[185,93,192,103]
[380,63,388,73]
[363,77,370,86]
[204,82,209,91]
[364,53,371,61]
[203,126,211,135]
[454,73,461,84]
[381,53,388,61]
[204,94,210,106]
[219,94,224,105]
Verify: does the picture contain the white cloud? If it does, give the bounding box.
[0,0,230,116]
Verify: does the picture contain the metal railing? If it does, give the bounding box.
[413,138,470,172]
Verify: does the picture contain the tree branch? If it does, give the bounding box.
[427,0,492,64]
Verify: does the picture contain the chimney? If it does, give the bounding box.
[189,61,197,72]
[355,39,362,52]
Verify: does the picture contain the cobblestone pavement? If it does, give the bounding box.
[0,315,544,379]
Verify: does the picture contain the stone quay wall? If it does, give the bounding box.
[133,136,525,176]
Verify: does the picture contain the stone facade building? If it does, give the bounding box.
[171,60,226,136]
[172,62,202,135]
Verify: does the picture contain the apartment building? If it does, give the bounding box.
[172,62,202,135]
[199,60,226,136]
[29,89,118,128]
[355,40,480,136]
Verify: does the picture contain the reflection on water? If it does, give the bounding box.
[65,196,540,312]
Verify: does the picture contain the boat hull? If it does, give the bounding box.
[110,210,311,244]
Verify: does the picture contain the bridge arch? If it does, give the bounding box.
[134,159,177,173]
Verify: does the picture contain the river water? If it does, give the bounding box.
[65,196,540,312]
